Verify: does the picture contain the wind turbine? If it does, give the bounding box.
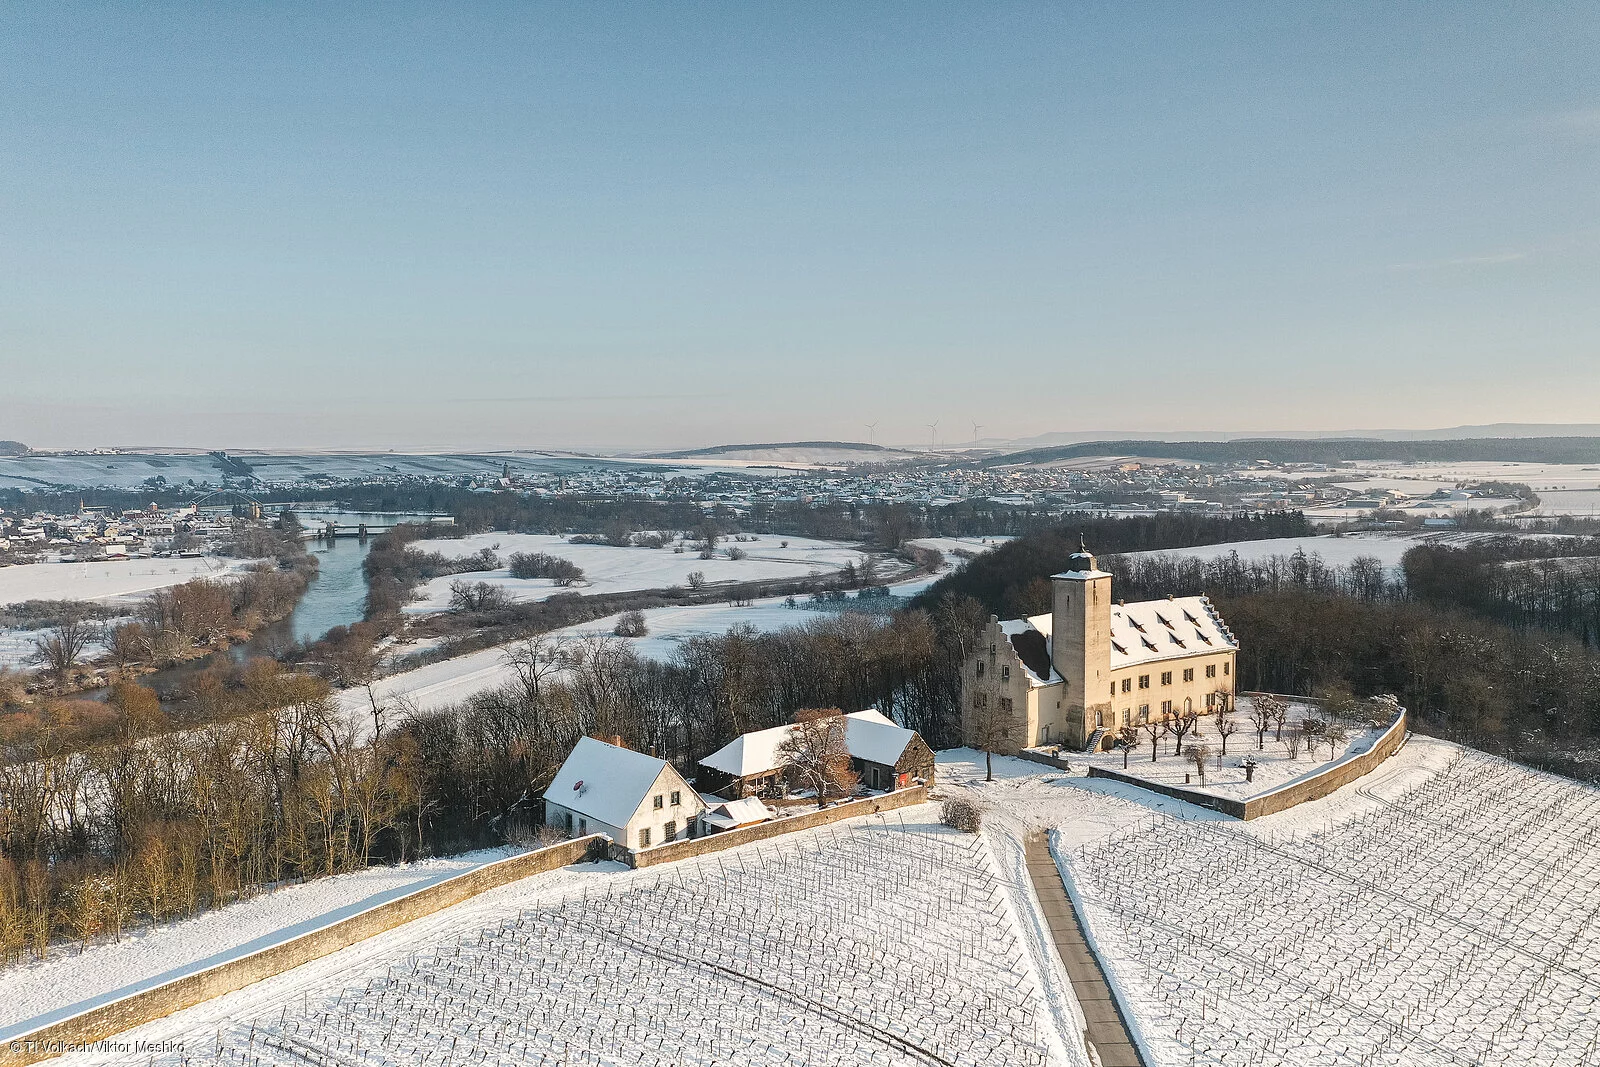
[971,422,984,446]
[926,420,939,452]
[864,422,878,446]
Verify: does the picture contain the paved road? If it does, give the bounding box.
[1024,832,1146,1067]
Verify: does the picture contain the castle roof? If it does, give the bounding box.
[1007,594,1237,675]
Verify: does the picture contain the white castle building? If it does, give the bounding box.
[961,540,1238,753]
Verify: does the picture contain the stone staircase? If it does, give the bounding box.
[1084,726,1108,753]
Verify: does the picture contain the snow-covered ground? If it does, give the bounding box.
[0,556,246,608]
[1120,533,1421,574]
[402,533,873,614]
[0,847,529,1042]
[57,809,1082,1067]
[1070,699,1383,801]
[360,538,998,716]
[940,738,1600,1066]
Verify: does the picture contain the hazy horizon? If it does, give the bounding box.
[3,3,1597,451]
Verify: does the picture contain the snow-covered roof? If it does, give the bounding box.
[699,710,918,778]
[704,796,772,829]
[545,737,692,828]
[845,709,917,767]
[1108,596,1236,668]
[1003,596,1236,673]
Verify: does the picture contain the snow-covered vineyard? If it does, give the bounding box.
[73,814,1070,1067]
[1065,748,1600,1066]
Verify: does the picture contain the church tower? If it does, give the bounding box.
[1050,537,1114,747]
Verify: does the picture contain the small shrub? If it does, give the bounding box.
[941,797,983,834]
[613,610,649,638]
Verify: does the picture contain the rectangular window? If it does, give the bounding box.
[579,818,587,835]
[976,661,985,678]
[999,697,1014,712]
[1121,708,1130,726]
[670,790,681,807]
[1001,665,1011,683]
[1139,704,1150,722]
[639,827,651,848]
[1121,678,1132,693]
[1224,662,1230,676]
[1183,668,1195,682]
[973,692,987,708]
[1161,699,1173,715]
[663,820,676,840]
[1161,671,1173,686]
[1138,674,1150,689]
[1205,664,1217,679]
[652,794,663,810]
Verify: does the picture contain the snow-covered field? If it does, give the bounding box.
[403,533,873,614]
[360,538,997,716]
[0,556,245,607]
[1120,534,1424,575]
[58,810,1080,1067]
[0,847,527,1042]
[941,739,1600,1067]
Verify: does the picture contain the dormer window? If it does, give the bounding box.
[1155,613,1173,629]
[1130,619,1146,633]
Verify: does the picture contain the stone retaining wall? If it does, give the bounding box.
[0,836,607,1067]
[1086,707,1408,821]
[1245,709,1407,818]
[625,786,929,869]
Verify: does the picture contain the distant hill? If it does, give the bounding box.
[646,440,893,459]
[985,424,1600,449]
[988,437,1600,467]
[0,441,29,457]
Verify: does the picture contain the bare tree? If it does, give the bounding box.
[1271,697,1290,741]
[776,708,858,809]
[968,697,1011,782]
[1283,723,1304,760]
[1323,721,1350,761]
[1117,725,1141,769]
[1168,704,1201,756]
[1141,716,1168,762]
[31,613,95,687]
[1301,717,1328,759]
[685,570,707,592]
[1248,695,1277,750]
[1188,743,1213,784]
[1215,715,1237,756]
[503,633,564,707]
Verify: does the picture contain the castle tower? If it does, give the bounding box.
[1051,536,1114,746]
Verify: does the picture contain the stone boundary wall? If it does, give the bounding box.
[1084,766,1248,818]
[0,836,607,1067]
[1085,707,1408,821]
[1245,709,1408,819]
[1018,748,1073,772]
[625,786,929,869]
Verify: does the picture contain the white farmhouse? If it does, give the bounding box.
[543,736,708,851]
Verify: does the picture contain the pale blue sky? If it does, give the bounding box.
[1,2,1596,451]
